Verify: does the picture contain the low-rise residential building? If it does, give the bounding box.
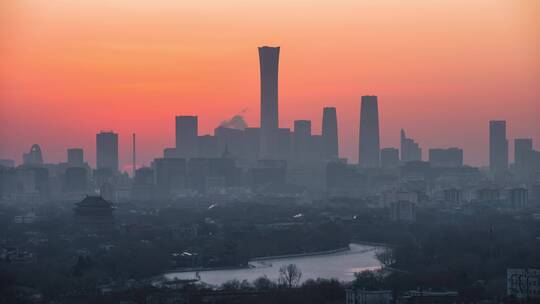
[345,289,392,304]
[507,268,540,299]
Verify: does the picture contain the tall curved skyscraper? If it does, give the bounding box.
[258,46,280,158]
[358,96,380,167]
[322,107,338,160]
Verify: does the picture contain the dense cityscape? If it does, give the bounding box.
[1,46,539,304]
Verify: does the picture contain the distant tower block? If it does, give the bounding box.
[489,120,508,174]
[258,46,280,158]
[132,133,136,178]
[400,129,422,162]
[322,107,338,160]
[96,131,119,172]
[358,96,380,167]
[175,116,198,158]
[67,148,84,166]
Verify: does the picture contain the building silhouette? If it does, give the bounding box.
[381,147,400,168]
[64,167,88,192]
[244,127,260,162]
[322,107,339,160]
[176,116,199,158]
[514,138,532,167]
[67,148,84,166]
[293,120,312,162]
[0,159,15,167]
[258,46,280,158]
[428,148,463,167]
[358,96,380,167]
[400,129,422,162]
[96,131,118,172]
[276,128,292,160]
[489,120,508,174]
[198,135,219,158]
[23,144,44,166]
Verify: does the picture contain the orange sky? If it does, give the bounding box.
[1,0,539,170]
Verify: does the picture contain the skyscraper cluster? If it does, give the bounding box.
[489,120,540,179]
[2,45,540,203]
[157,46,339,167]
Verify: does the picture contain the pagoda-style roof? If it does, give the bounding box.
[76,195,113,208]
[74,196,114,217]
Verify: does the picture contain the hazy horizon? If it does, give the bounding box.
[1,0,539,170]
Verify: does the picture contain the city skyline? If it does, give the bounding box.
[1,3,539,302]
[1,1,539,169]
[1,44,539,170]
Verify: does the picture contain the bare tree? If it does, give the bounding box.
[375,248,396,268]
[278,264,302,288]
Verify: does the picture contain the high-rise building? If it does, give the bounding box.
[259,46,280,158]
[67,148,84,166]
[215,126,244,158]
[23,144,44,166]
[381,148,400,168]
[154,158,186,196]
[64,167,88,192]
[244,127,260,162]
[322,107,338,160]
[400,129,422,162]
[198,135,219,158]
[514,138,532,167]
[276,128,292,160]
[96,131,118,172]
[175,116,198,158]
[489,120,508,174]
[428,148,463,167]
[293,120,311,161]
[358,96,380,167]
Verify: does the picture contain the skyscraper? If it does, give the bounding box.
[258,46,280,158]
[489,120,508,174]
[514,138,532,167]
[322,107,338,160]
[358,96,380,167]
[400,129,422,162]
[293,120,311,161]
[67,148,84,166]
[381,147,400,168]
[23,144,44,166]
[175,116,198,158]
[96,131,118,172]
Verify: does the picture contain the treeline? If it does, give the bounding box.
[350,206,540,301]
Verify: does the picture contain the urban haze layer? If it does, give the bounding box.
[1,46,539,304]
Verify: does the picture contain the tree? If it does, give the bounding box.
[253,275,275,290]
[222,279,242,291]
[278,264,302,288]
[353,270,384,290]
[376,248,396,268]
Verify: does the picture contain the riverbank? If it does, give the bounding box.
[166,246,351,274]
[251,246,351,262]
[351,240,395,248]
[164,243,382,285]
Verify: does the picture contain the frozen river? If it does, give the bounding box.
[164,243,382,286]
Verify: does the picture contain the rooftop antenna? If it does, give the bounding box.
[132,133,136,178]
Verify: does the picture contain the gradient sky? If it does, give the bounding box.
[1,0,539,171]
